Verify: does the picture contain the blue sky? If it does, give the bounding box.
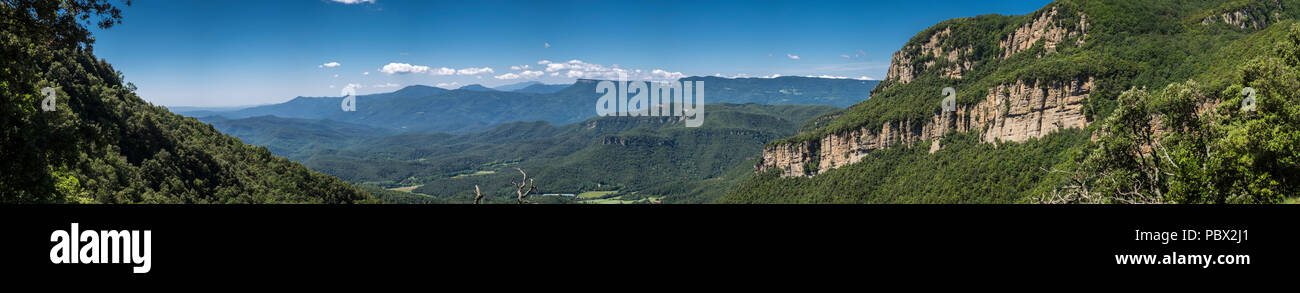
[90,0,1051,107]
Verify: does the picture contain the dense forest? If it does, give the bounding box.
[1,0,375,203]
[724,0,1300,204]
[206,103,836,204]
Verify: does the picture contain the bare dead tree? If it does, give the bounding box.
[1040,166,1170,204]
[473,184,483,204]
[509,168,538,204]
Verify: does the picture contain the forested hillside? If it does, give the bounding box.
[1,0,375,203]
[723,0,1300,204]
[208,103,835,204]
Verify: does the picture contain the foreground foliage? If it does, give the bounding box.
[1,0,374,203]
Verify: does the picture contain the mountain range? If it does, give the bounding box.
[193,75,870,203]
[180,77,880,133]
[11,0,1295,204]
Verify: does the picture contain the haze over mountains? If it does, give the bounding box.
[186,76,876,203]
[11,0,1296,205]
[180,76,880,133]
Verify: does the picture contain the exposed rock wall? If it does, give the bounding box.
[758,78,1094,177]
[885,5,1089,86]
[760,5,1099,178]
[999,7,1089,59]
[885,27,975,84]
[1201,0,1284,30]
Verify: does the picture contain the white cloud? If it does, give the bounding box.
[435,82,462,89]
[456,67,495,75]
[787,53,800,60]
[534,59,685,81]
[495,70,544,80]
[804,74,875,80]
[330,0,375,4]
[319,62,341,68]
[842,49,868,59]
[433,67,456,75]
[343,83,363,91]
[379,63,430,75]
[712,73,783,79]
[372,82,400,88]
[544,42,551,48]
[329,85,336,89]
[363,72,370,75]
[332,74,339,78]
[379,64,492,76]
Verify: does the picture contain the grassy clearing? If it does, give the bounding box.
[583,196,662,204]
[451,170,496,179]
[387,185,423,192]
[577,190,618,199]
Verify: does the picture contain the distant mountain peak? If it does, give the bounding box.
[394,84,438,92]
[458,84,496,91]
[493,81,542,91]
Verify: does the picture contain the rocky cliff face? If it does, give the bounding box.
[1200,0,1284,30]
[886,27,975,84]
[884,6,1089,84]
[759,4,1099,178]
[1000,6,1089,59]
[758,78,1094,177]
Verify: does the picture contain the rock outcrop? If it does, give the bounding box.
[758,78,1094,177]
[885,5,1090,86]
[885,27,975,84]
[1200,0,1284,30]
[758,4,1101,178]
[1000,6,1089,59]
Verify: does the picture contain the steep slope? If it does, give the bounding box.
[724,0,1300,203]
[0,1,374,203]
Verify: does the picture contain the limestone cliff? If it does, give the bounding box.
[885,6,1089,85]
[758,78,1094,177]
[758,2,1104,178]
[1200,0,1284,30]
[1000,6,1089,59]
[885,27,975,84]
